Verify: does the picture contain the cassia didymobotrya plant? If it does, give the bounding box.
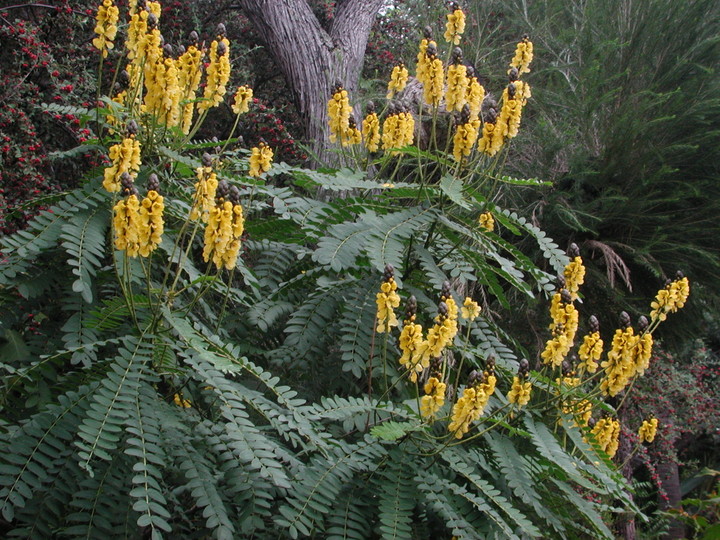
[0,1,693,538]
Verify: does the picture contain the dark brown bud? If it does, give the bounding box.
[459,104,471,124]
[229,185,241,206]
[619,311,631,328]
[508,66,519,82]
[426,42,438,58]
[176,44,186,55]
[163,43,174,57]
[486,356,495,377]
[587,417,596,429]
[216,179,230,202]
[637,316,649,332]
[366,101,375,114]
[675,270,685,280]
[589,315,600,333]
[556,274,566,289]
[202,152,213,167]
[216,23,226,37]
[405,295,417,320]
[451,47,463,63]
[147,13,158,29]
[466,65,476,78]
[441,280,452,299]
[560,289,572,304]
[423,26,433,39]
[568,242,580,258]
[147,173,160,193]
[189,31,199,44]
[126,120,139,136]
[562,360,572,376]
[437,301,448,317]
[383,263,395,281]
[507,82,517,99]
[119,70,130,86]
[217,41,228,56]
[120,172,137,196]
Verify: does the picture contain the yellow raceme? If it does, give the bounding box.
[92,0,120,58]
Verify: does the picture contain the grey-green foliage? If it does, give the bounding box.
[0,151,633,539]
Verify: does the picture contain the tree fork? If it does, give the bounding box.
[236,0,384,164]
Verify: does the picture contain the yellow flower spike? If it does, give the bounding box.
[415,37,432,87]
[103,135,142,193]
[507,376,532,407]
[477,118,503,156]
[190,154,219,222]
[361,106,381,153]
[478,212,495,232]
[452,116,480,162]
[466,72,485,121]
[113,193,143,257]
[650,274,690,322]
[448,371,496,439]
[497,82,524,140]
[249,142,274,177]
[638,418,659,443]
[177,44,204,133]
[92,0,120,58]
[563,254,586,301]
[232,85,254,115]
[423,53,445,108]
[327,84,352,144]
[386,63,409,99]
[420,377,447,418]
[202,181,245,271]
[444,5,466,45]
[137,175,164,257]
[342,117,362,147]
[376,265,401,334]
[509,35,534,76]
[199,37,231,113]
[381,105,414,154]
[461,297,481,321]
[591,417,621,458]
[445,58,469,112]
[578,331,603,374]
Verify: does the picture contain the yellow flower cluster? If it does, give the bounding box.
[444,7,466,45]
[510,35,534,76]
[249,142,274,177]
[327,85,352,144]
[398,318,425,380]
[591,417,620,458]
[467,74,485,120]
[381,108,415,152]
[362,110,381,152]
[376,272,401,333]
[650,275,690,322]
[541,290,579,368]
[478,212,494,232]
[452,117,481,162]
[92,0,120,58]
[232,85,253,115]
[386,63,409,99]
[415,38,431,85]
[563,256,586,301]
[173,393,192,408]
[423,54,445,108]
[419,296,459,367]
[343,117,362,147]
[103,136,141,193]
[202,198,245,271]
[578,331,603,373]
[420,377,447,418]
[199,38,231,113]
[638,418,658,443]
[461,297,480,321]
[177,45,204,133]
[113,188,165,258]
[448,373,496,439]
[446,63,469,112]
[507,376,532,406]
[600,325,653,396]
[190,164,218,222]
[477,119,503,157]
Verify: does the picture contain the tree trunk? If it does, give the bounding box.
[658,458,685,539]
[235,0,384,164]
